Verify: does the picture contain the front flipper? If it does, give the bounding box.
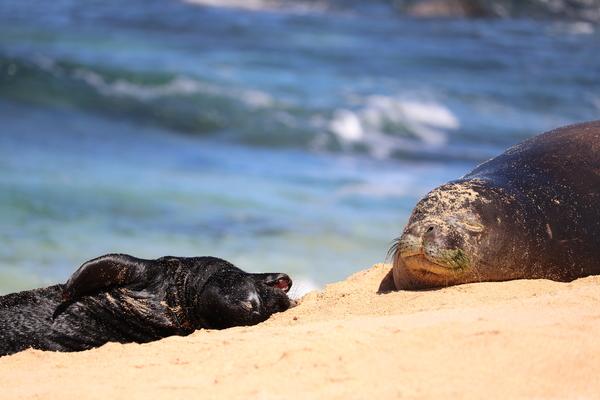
[62,254,154,302]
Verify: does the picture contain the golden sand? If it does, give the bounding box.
[2,264,600,399]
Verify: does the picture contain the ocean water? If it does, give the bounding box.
[0,0,599,294]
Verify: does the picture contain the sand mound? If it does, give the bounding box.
[2,264,600,399]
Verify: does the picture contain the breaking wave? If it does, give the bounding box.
[328,97,459,159]
[0,55,480,162]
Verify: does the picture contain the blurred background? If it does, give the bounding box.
[0,0,599,294]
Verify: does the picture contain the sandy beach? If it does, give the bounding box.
[2,263,600,399]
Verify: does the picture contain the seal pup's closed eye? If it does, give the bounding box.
[0,254,294,356]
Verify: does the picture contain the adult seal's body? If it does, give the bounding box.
[0,254,293,356]
[390,121,600,289]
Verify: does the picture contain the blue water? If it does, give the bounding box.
[1,0,599,294]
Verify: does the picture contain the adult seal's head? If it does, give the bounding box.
[389,120,600,290]
[390,179,530,289]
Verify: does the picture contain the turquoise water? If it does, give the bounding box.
[1,0,599,294]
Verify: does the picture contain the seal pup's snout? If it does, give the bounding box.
[271,274,292,293]
[256,273,293,293]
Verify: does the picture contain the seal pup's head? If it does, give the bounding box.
[190,266,295,329]
[58,254,294,330]
[390,179,528,289]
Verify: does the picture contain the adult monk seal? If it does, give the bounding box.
[0,254,293,356]
[389,121,600,290]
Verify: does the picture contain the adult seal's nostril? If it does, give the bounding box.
[423,225,435,238]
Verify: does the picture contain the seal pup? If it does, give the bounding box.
[390,120,600,289]
[0,254,293,356]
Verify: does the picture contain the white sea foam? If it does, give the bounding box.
[329,109,364,142]
[182,0,328,13]
[71,68,274,108]
[553,21,595,35]
[328,96,460,159]
[183,0,278,11]
[287,276,320,300]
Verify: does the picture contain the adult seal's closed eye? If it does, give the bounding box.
[389,120,600,290]
[0,254,294,356]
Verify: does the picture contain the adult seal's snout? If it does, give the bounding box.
[389,120,600,290]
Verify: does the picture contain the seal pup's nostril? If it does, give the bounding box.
[267,274,292,292]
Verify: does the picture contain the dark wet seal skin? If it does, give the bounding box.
[388,120,600,290]
[0,254,293,356]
